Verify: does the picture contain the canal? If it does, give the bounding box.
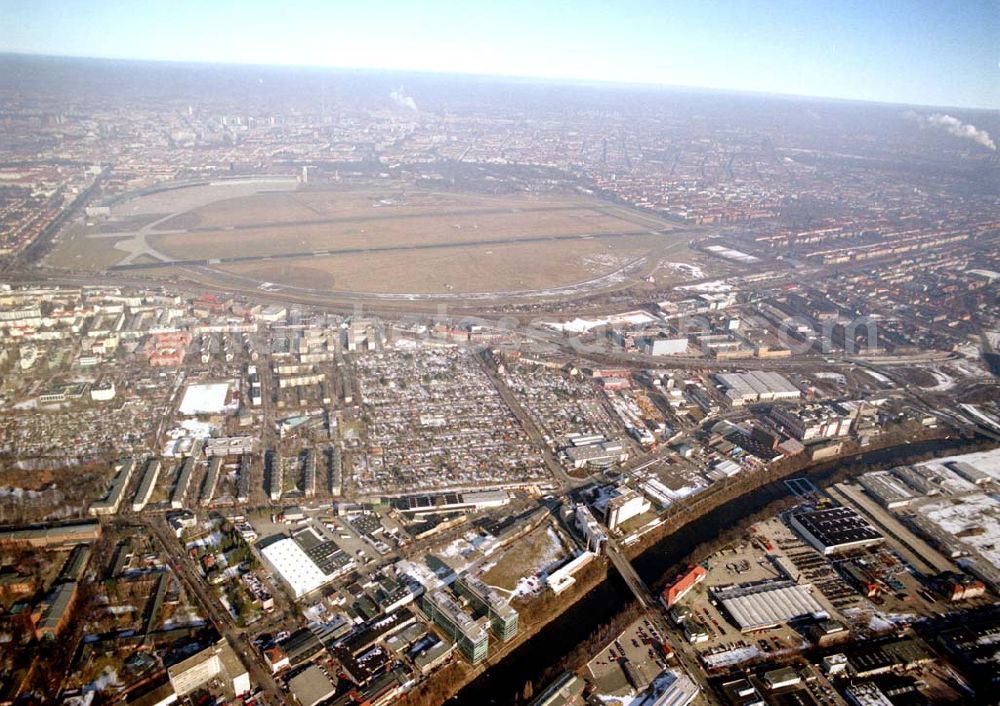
[451,436,983,705]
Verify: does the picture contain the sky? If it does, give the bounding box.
[1,0,998,110]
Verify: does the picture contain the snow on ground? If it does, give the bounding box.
[437,536,477,560]
[433,532,497,574]
[178,419,217,437]
[918,447,1000,481]
[511,575,545,598]
[922,368,957,392]
[302,603,327,623]
[185,530,223,550]
[496,526,569,599]
[0,487,42,500]
[676,279,732,293]
[542,310,659,333]
[700,644,762,668]
[950,358,987,377]
[178,382,237,415]
[843,608,916,634]
[164,419,219,456]
[864,370,894,385]
[543,317,611,333]
[84,667,120,693]
[163,617,207,630]
[659,262,705,279]
[916,492,1000,569]
[397,559,446,590]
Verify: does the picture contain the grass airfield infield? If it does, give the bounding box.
[48,180,699,301]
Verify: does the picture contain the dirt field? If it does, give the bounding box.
[480,525,570,591]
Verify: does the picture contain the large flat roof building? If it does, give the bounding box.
[170,456,195,509]
[167,638,250,698]
[260,534,335,598]
[859,471,916,509]
[287,664,336,706]
[712,580,827,632]
[716,371,800,407]
[790,506,884,555]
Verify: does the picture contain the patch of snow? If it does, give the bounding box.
[701,644,762,668]
[660,262,705,279]
[676,279,732,293]
[178,382,237,416]
[921,368,956,392]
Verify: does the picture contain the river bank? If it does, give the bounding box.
[450,433,992,706]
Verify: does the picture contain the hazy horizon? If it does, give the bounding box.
[2,0,998,111]
[3,50,999,115]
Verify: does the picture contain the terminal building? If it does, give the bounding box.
[423,589,489,664]
[789,505,884,555]
[456,573,519,642]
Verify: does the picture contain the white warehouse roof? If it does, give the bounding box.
[260,537,331,598]
[714,580,826,632]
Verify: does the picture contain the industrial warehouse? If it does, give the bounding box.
[259,528,355,598]
[712,580,827,633]
[789,506,884,555]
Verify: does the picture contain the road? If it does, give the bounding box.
[108,228,668,271]
[476,348,589,490]
[142,515,291,704]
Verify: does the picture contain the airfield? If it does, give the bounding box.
[47,178,702,302]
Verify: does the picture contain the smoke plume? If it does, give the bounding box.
[908,111,996,150]
[389,87,418,111]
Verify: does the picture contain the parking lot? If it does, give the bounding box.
[587,616,670,696]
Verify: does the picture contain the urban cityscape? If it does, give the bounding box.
[0,5,999,706]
